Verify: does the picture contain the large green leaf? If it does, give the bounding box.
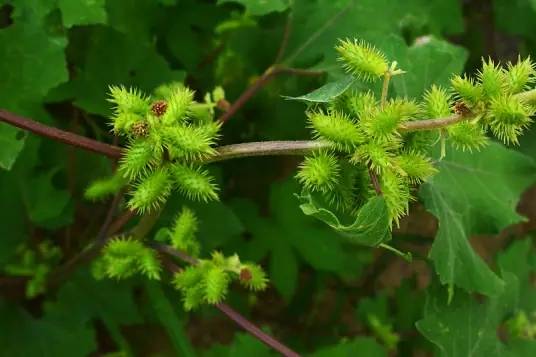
[0,4,68,169]
[298,194,391,247]
[416,273,518,357]
[231,179,370,300]
[420,143,536,296]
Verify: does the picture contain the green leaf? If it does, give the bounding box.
[420,142,536,296]
[0,6,68,169]
[58,0,107,27]
[416,273,519,357]
[231,179,370,300]
[497,238,536,311]
[55,26,184,115]
[311,337,386,357]
[0,125,26,170]
[298,194,391,247]
[20,169,73,228]
[283,75,354,103]
[0,301,96,357]
[284,0,463,72]
[145,281,196,357]
[391,37,468,99]
[218,0,289,16]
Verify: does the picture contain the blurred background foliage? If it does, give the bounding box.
[0,0,535,356]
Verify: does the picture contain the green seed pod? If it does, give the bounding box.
[451,75,484,107]
[173,265,203,290]
[447,121,488,151]
[396,151,438,183]
[360,99,419,143]
[487,95,533,144]
[307,110,364,151]
[380,169,412,227]
[171,207,200,257]
[238,263,268,291]
[161,87,194,125]
[84,172,127,201]
[296,151,340,193]
[336,39,388,82]
[162,122,220,161]
[345,90,377,118]
[505,56,536,94]
[203,266,229,304]
[423,85,452,118]
[351,141,399,174]
[127,168,172,213]
[478,59,506,99]
[108,85,150,115]
[171,164,219,202]
[119,139,162,181]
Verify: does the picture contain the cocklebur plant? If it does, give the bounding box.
[94,207,268,310]
[295,39,536,235]
[84,83,222,212]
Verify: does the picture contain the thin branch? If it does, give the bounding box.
[49,191,124,285]
[274,11,293,64]
[160,250,301,357]
[398,114,464,131]
[0,109,122,159]
[217,66,323,123]
[208,140,329,162]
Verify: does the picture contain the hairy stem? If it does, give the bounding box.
[208,140,329,162]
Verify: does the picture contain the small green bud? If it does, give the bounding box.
[336,39,388,82]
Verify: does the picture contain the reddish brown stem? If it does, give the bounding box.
[162,255,301,357]
[0,109,122,159]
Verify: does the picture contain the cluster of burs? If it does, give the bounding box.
[87,83,266,309]
[296,39,536,227]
